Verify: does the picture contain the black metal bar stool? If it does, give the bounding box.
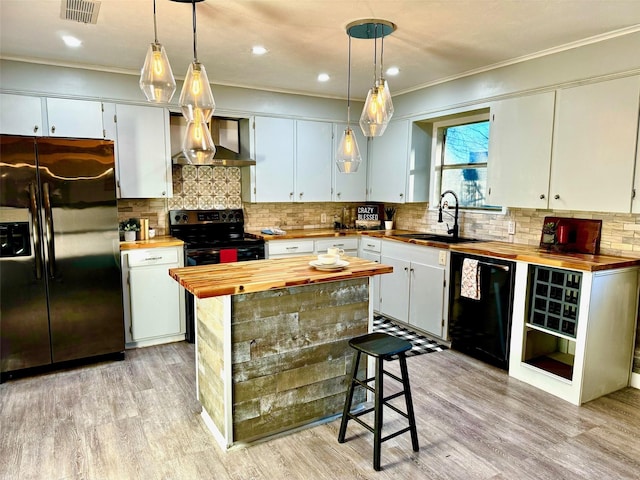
[338,332,419,471]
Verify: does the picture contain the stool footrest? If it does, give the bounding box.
[381,426,412,443]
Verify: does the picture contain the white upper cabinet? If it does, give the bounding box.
[45,98,104,139]
[107,104,172,199]
[0,93,43,136]
[550,75,640,213]
[0,95,103,139]
[333,123,368,202]
[487,91,555,209]
[251,116,333,203]
[487,75,640,213]
[368,120,410,203]
[253,116,295,202]
[296,120,333,202]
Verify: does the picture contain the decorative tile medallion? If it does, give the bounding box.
[171,165,243,211]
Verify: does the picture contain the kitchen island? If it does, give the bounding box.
[169,255,392,448]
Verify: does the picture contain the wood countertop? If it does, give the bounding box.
[169,255,392,299]
[120,236,184,250]
[449,241,640,272]
[248,228,639,272]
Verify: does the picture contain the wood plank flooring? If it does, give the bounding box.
[1,342,639,479]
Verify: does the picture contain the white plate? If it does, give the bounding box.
[309,259,350,271]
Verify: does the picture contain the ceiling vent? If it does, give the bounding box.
[60,0,101,24]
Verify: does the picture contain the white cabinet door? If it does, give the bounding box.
[113,104,172,199]
[254,116,295,202]
[295,120,332,202]
[333,123,368,202]
[368,120,409,203]
[379,255,410,322]
[550,76,640,213]
[45,98,104,139]
[0,94,43,136]
[409,261,445,338]
[487,91,555,209]
[129,264,182,341]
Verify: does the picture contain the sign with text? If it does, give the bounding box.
[356,205,382,221]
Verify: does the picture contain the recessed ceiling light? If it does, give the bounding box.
[252,45,267,55]
[317,73,330,82]
[62,35,82,47]
[386,66,400,76]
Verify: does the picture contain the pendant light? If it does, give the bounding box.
[139,0,176,103]
[347,19,396,138]
[175,0,216,164]
[336,34,362,174]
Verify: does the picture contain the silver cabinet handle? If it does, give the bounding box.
[299,192,304,199]
[540,194,545,199]
[51,125,56,134]
[34,125,39,133]
[286,246,298,250]
[399,193,404,198]
[554,194,560,200]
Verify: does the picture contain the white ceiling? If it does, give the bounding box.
[1,0,640,100]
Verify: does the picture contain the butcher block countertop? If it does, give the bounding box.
[169,255,392,299]
[120,236,184,250]
[450,241,640,272]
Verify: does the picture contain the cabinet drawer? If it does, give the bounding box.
[127,248,180,267]
[315,237,359,252]
[359,237,381,253]
[267,239,314,256]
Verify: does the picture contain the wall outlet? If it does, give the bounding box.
[508,220,516,235]
[321,213,327,224]
[438,251,447,266]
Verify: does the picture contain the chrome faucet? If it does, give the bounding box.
[438,190,459,239]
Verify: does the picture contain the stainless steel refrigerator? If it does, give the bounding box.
[0,135,124,380]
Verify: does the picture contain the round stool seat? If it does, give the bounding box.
[349,332,412,358]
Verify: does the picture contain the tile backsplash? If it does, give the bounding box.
[168,165,242,210]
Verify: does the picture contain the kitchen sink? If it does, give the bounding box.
[394,233,481,244]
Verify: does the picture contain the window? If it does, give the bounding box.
[432,111,499,210]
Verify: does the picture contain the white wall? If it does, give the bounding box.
[0,60,357,122]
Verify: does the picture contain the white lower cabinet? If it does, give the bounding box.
[121,246,185,348]
[509,263,639,405]
[315,237,359,257]
[266,239,315,258]
[379,240,449,339]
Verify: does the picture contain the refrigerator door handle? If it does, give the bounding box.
[42,182,56,278]
[29,182,43,280]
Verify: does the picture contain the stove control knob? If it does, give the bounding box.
[221,213,227,220]
[182,214,188,222]
[235,213,242,221]
[174,214,181,223]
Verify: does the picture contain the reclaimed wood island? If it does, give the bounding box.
[169,255,392,448]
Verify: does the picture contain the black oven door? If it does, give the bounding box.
[183,244,265,342]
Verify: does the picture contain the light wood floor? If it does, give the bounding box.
[1,342,639,480]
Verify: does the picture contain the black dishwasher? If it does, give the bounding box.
[448,252,516,369]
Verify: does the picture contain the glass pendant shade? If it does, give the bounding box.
[140,42,176,103]
[179,61,216,123]
[182,116,216,165]
[360,82,391,137]
[336,127,362,173]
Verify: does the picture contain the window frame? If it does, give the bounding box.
[429,111,503,213]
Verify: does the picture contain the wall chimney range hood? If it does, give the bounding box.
[170,113,256,166]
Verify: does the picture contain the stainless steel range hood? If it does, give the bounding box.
[170,114,256,166]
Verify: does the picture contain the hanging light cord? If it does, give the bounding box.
[371,23,378,85]
[347,34,352,125]
[152,0,159,44]
[380,26,385,81]
[191,0,198,62]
